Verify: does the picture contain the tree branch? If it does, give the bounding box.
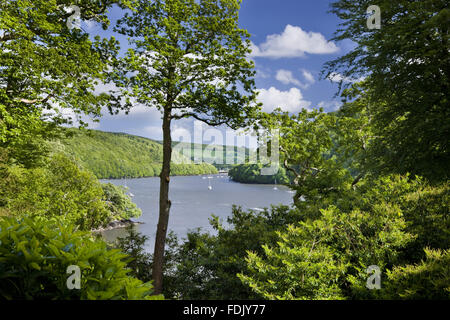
[172,112,228,126]
[14,94,54,105]
[351,172,365,189]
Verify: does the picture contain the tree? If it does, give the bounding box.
[113,0,259,294]
[0,0,121,166]
[238,175,418,300]
[258,108,354,207]
[162,205,300,299]
[324,0,450,182]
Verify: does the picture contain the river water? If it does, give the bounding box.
[101,174,294,250]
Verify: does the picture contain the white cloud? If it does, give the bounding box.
[276,69,316,89]
[327,72,365,83]
[256,68,271,79]
[318,101,342,111]
[257,87,311,113]
[172,125,192,142]
[302,69,315,84]
[275,69,302,87]
[250,25,339,59]
[83,20,96,30]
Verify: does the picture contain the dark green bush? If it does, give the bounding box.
[115,225,180,299]
[228,163,291,184]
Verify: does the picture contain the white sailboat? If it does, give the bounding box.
[208,176,213,190]
[124,177,134,197]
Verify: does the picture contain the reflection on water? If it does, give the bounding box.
[100,175,293,251]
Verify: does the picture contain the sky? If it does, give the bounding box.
[78,0,353,148]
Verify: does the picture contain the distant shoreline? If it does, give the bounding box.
[100,172,229,181]
[92,219,144,233]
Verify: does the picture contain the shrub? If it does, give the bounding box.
[1,153,142,230]
[0,217,162,300]
[382,248,450,300]
[238,175,449,300]
[239,201,412,300]
[1,153,109,230]
[164,205,299,300]
[101,183,142,221]
[115,225,180,299]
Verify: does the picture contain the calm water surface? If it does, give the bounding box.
[101,174,293,250]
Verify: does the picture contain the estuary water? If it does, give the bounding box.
[101,174,293,250]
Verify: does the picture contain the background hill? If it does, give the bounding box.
[171,141,250,171]
[60,129,218,179]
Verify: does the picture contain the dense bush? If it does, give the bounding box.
[239,195,412,299]
[238,175,449,300]
[0,217,162,300]
[382,248,450,300]
[158,175,449,300]
[160,205,299,300]
[0,153,142,230]
[240,224,348,300]
[228,163,291,184]
[398,182,450,263]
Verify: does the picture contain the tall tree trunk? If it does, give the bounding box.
[152,108,172,295]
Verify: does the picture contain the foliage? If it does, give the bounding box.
[115,225,180,296]
[0,105,54,168]
[62,129,218,179]
[113,0,260,294]
[228,163,291,184]
[113,0,259,128]
[239,224,348,300]
[0,216,162,300]
[236,174,449,300]
[164,205,300,300]
[257,109,354,204]
[156,173,448,300]
[239,175,417,300]
[0,153,141,230]
[397,181,450,263]
[382,248,450,300]
[325,0,450,182]
[1,0,447,301]
[0,0,121,166]
[173,141,249,170]
[115,225,153,284]
[101,183,142,221]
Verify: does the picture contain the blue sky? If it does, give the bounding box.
[81,0,352,146]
